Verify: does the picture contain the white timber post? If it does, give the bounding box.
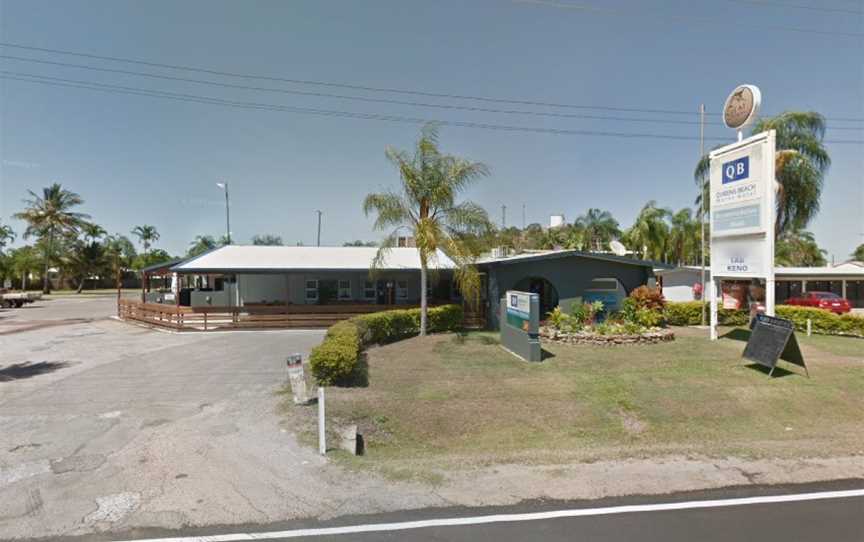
[709,278,718,341]
[318,386,326,455]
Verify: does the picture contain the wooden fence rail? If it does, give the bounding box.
[118,299,485,331]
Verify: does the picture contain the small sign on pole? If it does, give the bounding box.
[286,353,310,405]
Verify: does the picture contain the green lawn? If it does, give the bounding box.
[289,327,864,475]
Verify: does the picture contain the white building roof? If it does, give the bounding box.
[172,245,456,273]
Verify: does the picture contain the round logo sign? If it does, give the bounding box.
[723,84,761,130]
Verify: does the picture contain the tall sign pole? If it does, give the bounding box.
[709,85,774,340]
[699,103,707,326]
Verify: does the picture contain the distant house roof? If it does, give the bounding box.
[140,258,187,274]
[170,245,456,273]
[476,249,657,269]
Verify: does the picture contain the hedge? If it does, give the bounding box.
[664,301,864,337]
[309,304,464,386]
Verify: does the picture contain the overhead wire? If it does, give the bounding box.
[3,71,862,144]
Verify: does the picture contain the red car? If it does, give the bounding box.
[786,291,851,314]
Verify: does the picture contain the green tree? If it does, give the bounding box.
[131,225,160,257]
[9,246,41,290]
[67,240,107,293]
[13,183,91,293]
[667,208,700,265]
[695,111,829,236]
[81,223,106,243]
[852,244,864,262]
[624,201,671,261]
[104,234,137,290]
[134,248,174,270]
[363,124,493,335]
[775,229,827,267]
[252,234,284,246]
[0,222,15,252]
[187,235,217,257]
[574,208,620,252]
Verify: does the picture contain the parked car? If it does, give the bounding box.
[785,291,851,314]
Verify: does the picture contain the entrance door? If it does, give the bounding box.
[376,280,395,305]
[318,280,338,304]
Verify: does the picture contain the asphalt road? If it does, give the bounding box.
[46,480,864,542]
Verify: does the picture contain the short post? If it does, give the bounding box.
[806,318,812,337]
[317,386,326,455]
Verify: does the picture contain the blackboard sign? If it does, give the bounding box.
[743,314,808,377]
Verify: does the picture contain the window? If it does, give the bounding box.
[338,280,352,300]
[305,279,318,302]
[363,280,376,300]
[397,280,408,299]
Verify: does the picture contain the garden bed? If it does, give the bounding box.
[540,325,675,346]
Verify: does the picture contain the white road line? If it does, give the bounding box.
[111,488,864,542]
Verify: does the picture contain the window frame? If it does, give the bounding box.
[305,279,319,302]
[338,279,352,300]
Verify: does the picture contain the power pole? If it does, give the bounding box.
[699,103,707,326]
[316,210,322,247]
[501,205,507,230]
[522,203,526,230]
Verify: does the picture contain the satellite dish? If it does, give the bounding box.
[609,240,627,256]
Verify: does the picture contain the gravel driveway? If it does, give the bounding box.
[0,298,437,540]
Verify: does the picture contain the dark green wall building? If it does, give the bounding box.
[477,250,656,329]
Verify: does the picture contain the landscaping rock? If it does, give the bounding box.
[539,327,675,346]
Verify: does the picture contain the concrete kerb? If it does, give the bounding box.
[109,315,328,335]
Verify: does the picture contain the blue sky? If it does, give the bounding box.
[1,0,862,260]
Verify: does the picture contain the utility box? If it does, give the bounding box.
[286,353,310,405]
[582,277,627,321]
[500,290,541,362]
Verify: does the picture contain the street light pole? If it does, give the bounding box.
[316,210,322,247]
[217,182,231,244]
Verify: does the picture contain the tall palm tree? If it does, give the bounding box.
[81,223,106,243]
[363,124,493,335]
[574,208,620,252]
[9,246,40,290]
[625,201,670,261]
[13,183,90,293]
[695,111,830,236]
[131,225,160,257]
[667,208,699,265]
[775,229,826,267]
[187,235,217,257]
[0,223,15,252]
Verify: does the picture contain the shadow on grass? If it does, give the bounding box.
[743,363,796,378]
[721,328,751,342]
[541,348,556,360]
[0,361,70,381]
[334,352,369,388]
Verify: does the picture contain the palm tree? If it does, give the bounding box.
[574,208,620,252]
[775,229,827,267]
[81,223,106,243]
[187,235,217,257]
[131,225,160,257]
[13,183,91,293]
[625,201,671,261]
[0,223,15,252]
[695,111,830,236]
[667,208,699,265]
[853,244,864,262]
[9,246,40,290]
[363,124,493,335]
[104,234,137,290]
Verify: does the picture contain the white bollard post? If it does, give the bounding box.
[318,386,326,455]
[807,318,812,337]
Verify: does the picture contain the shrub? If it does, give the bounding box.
[309,321,362,386]
[309,304,464,386]
[571,301,603,327]
[664,301,864,338]
[628,286,666,311]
